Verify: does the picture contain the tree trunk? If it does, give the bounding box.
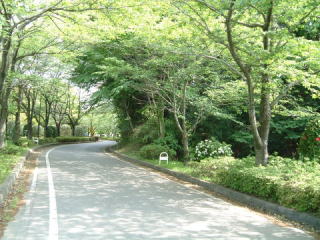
[13,108,21,144]
[151,95,165,138]
[0,89,11,148]
[37,96,42,138]
[0,117,6,148]
[254,141,269,166]
[44,104,53,138]
[225,2,273,166]
[0,112,7,148]
[158,107,165,138]
[44,122,49,138]
[56,123,61,137]
[173,110,190,163]
[71,124,76,136]
[256,73,271,166]
[125,105,133,132]
[27,118,33,140]
[13,86,22,144]
[26,95,36,140]
[181,131,189,163]
[0,28,12,94]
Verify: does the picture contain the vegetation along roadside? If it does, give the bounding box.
[119,143,320,220]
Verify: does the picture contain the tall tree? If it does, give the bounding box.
[0,0,112,147]
[174,0,320,165]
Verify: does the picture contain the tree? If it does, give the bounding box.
[174,0,320,165]
[142,52,211,162]
[65,87,91,136]
[71,34,151,140]
[0,0,113,147]
[52,98,68,137]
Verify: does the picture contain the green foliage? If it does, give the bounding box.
[14,138,33,147]
[194,138,233,161]
[0,143,28,183]
[131,120,159,145]
[188,156,320,216]
[56,136,93,143]
[0,144,23,155]
[298,118,320,162]
[139,144,176,160]
[75,126,88,137]
[39,138,57,145]
[153,135,181,153]
[46,126,58,138]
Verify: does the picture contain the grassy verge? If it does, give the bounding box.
[0,142,29,184]
[119,143,320,218]
[0,142,40,237]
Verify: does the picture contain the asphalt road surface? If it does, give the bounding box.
[1,141,314,240]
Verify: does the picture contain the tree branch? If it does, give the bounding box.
[298,5,319,24]
[270,80,301,109]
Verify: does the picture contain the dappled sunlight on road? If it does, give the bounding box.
[50,142,313,240]
[1,142,314,240]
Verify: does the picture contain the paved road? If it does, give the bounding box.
[1,141,314,240]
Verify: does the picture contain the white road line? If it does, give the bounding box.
[25,167,38,215]
[46,148,59,240]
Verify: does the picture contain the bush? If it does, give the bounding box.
[132,120,159,144]
[194,137,233,161]
[46,126,58,138]
[0,144,23,155]
[56,137,92,143]
[60,125,72,136]
[189,156,320,216]
[75,126,88,137]
[39,138,56,145]
[0,143,28,183]
[298,118,320,162]
[153,135,181,153]
[14,138,33,147]
[139,144,176,160]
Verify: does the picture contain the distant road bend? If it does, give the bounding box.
[1,141,314,240]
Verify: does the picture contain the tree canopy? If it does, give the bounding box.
[0,0,319,165]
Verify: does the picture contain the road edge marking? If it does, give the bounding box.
[46,148,59,240]
[25,166,38,215]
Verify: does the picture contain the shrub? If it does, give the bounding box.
[46,126,58,138]
[153,135,181,153]
[0,143,28,183]
[298,118,320,162]
[56,137,92,143]
[189,156,320,216]
[132,120,159,144]
[14,138,33,147]
[75,126,88,137]
[139,144,176,160]
[39,138,56,145]
[0,144,22,155]
[60,125,72,136]
[194,137,233,161]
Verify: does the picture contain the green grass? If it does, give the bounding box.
[119,144,193,174]
[0,142,28,184]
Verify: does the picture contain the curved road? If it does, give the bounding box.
[2,141,314,239]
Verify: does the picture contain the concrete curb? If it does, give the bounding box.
[106,146,320,232]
